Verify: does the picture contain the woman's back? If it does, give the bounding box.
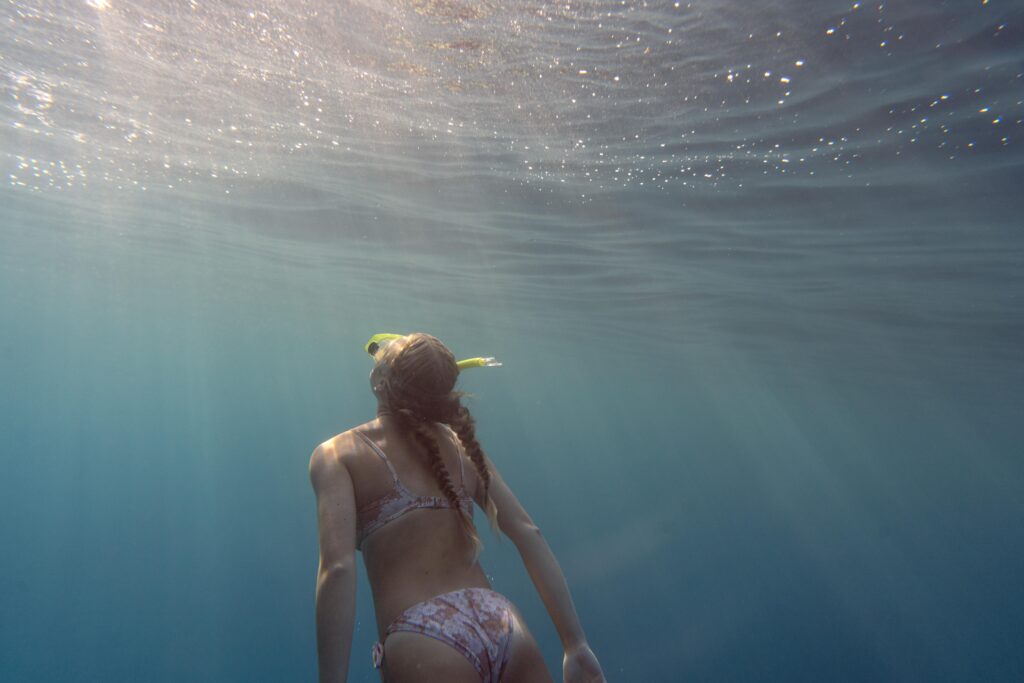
[339,417,493,632]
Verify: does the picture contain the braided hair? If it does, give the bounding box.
[374,333,502,554]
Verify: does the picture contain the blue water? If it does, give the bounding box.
[2,1,1023,681]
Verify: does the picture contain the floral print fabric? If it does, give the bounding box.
[372,587,514,682]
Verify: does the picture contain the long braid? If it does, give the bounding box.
[397,408,482,554]
[400,410,458,506]
[450,404,501,538]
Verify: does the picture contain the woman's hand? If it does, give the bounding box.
[563,642,607,683]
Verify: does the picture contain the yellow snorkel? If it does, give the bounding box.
[364,333,501,370]
[454,356,503,370]
[364,333,404,357]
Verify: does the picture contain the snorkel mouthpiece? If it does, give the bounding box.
[364,333,501,371]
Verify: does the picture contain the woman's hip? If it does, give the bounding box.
[373,587,518,681]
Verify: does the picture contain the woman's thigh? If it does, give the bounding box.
[381,631,480,683]
[501,612,555,683]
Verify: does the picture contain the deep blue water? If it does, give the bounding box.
[2,1,1023,681]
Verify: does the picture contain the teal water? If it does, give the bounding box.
[2,1,1023,681]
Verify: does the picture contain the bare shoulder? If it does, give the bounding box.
[308,426,368,489]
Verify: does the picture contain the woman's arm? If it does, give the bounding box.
[482,456,606,681]
[309,437,358,683]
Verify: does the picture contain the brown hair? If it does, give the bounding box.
[374,333,501,555]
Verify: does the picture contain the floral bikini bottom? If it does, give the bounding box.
[372,587,515,682]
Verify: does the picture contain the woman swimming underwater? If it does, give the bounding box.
[310,333,606,682]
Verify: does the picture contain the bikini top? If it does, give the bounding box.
[354,430,474,551]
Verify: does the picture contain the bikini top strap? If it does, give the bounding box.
[354,431,400,484]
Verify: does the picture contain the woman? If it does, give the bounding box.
[310,333,606,682]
